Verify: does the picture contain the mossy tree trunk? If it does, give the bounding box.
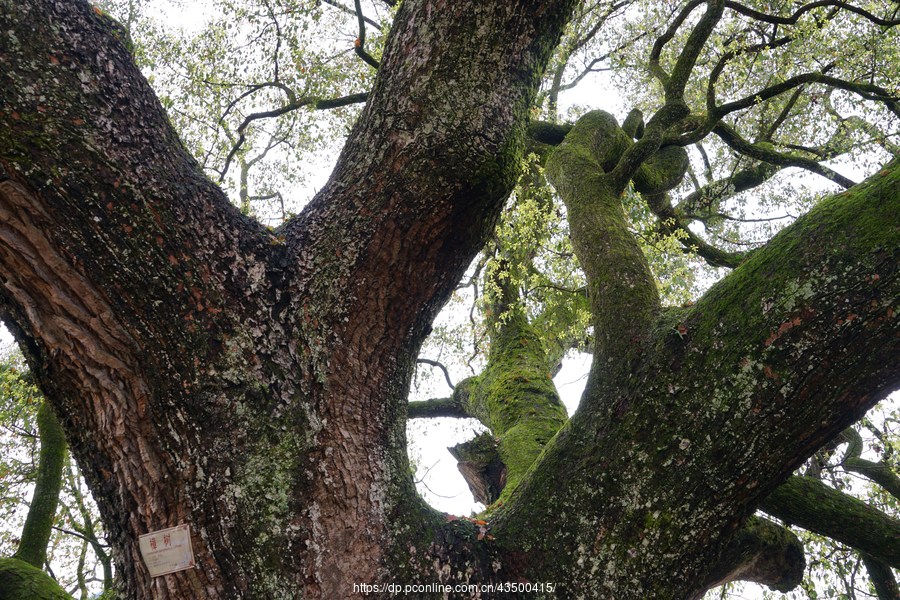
[13,402,66,569]
[1,2,899,600]
[491,109,899,598]
[0,401,73,600]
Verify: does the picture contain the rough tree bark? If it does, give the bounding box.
[1,1,898,600]
[1,0,576,597]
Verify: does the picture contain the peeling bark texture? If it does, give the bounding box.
[14,402,66,568]
[2,1,900,599]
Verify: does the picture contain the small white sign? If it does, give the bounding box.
[138,524,196,577]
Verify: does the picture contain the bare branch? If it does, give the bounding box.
[218,92,368,181]
[648,0,706,86]
[725,0,900,27]
[353,0,380,69]
[713,73,900,121]
[645,192,748,268]
[713,123,856,188]
[839,428,900,500]
[322,0,383,31]
[416,358,456,390]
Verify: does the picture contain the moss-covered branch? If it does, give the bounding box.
[545,111,662,380]
[645,192,748,268]
[492,159,899,598]
[839,428,900,500]
[760,476,900,568]
[861,553,900,600]
[407,396,468,419]
[0,558,73,600]
[454,262,568,504]
[13,402,66,569]
[714,123,856,188]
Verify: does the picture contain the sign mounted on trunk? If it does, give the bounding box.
[138,524,195,577]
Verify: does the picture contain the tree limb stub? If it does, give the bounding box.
[697,516,805,597]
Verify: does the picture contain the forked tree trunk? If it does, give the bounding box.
[0,0,576,597]
[1,1,899,599]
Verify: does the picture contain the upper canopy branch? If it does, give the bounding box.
[648,0,705,87]
[665,0,725,103]
[724,0,900,27]
[839,428,900,500]
[711,73,900,121]
[218,90,369,181]
[493,159,900,598]
[352,0,381,69]
[712,123,856,188]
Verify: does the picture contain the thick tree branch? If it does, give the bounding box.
[494,160,900,598]
[13,402,66,568]
[861,553,900,600]
[407,396,468,419]
[665,0,725,103]
[761,476,900,568]
[648,0,706,86]
[545,111,662,375]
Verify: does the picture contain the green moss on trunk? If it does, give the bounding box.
[14,402,66,569]
[0,557,73,600]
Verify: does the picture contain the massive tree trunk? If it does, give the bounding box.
[0,0,577,597]
[1,2,898,600]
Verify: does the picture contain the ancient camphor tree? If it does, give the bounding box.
[0,0,898,599]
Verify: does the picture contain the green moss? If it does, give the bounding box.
[546,111,661,376]
[0,557,73,599]
[685,157,900,350]
[14,402,66,568]
[460,302,568,505]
